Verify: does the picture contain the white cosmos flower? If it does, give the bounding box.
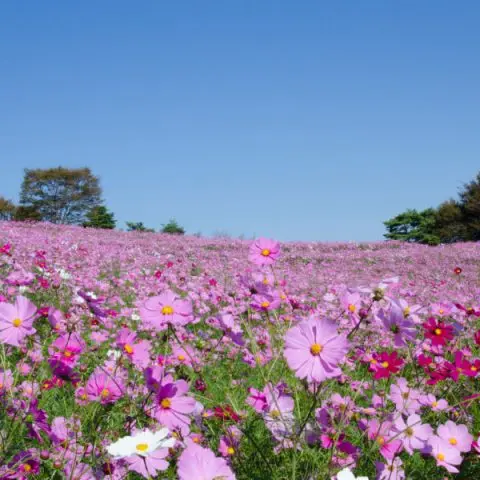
[335,467,369,480]
[107,428,175,458]
[131,312,140,321]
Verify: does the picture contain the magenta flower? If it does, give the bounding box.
[0,296,37,347]
[139,290,193,331]
[437,420,473,453]
[86,369,125,404]
[178,441,236,480]
[284,316,349,383]
[152,375,196,434]
[248,238,281,266]
[428,435,463,473]
[392,413,433,454]
[366,419,403,460]
[48,333,85,367]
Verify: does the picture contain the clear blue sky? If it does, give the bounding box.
[1,1,479,241]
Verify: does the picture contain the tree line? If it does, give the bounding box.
[0,167,185,234]
[384,171,480,244]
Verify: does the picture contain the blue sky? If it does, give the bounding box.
[1,1,479,241]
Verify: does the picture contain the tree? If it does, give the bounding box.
[383,208,440,245]
[434,200,467,243]
[0,196,16,220]
[126,221,155,232]
[20,167,102,224]
[14,205,42,222]
[161,218,185,235]
[83,206,116,229]
[459,171,480,241]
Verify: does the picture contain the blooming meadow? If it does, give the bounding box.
[0,222,479,479]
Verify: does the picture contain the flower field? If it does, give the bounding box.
[0,221,479,479]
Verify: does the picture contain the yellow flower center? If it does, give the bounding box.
[471,366,478,371]
[227,447,235,455]
[376,436,385,445]
[449,438,457,445]
[439,309,444,315]
[136,443,149,452]
[192,436,200,443]
[63,350,73,358]
[270,409,280,419]
[161,398,171,409]
[406,427,414,436]
[310,343,323,356]
[261,301,270,308]
[403,307,410,317]
[161,305,174,315]
[12,318,22,328]
[262,278,269,285]
[124,344,134,354]
[402,392,409,399]
[348,304,356,313]
[23,464,32,472]
[381,361,389,368]
[100,388,110,398]
[177,354,186,361]
[261,249,271,257]
[434,328,442,335]
[437,453,445,461]
[432,401,438,407]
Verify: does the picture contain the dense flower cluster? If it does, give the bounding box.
[0,222,479,479]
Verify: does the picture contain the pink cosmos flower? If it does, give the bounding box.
[376,457,405,480]
[116,328,152,369]
[219,426,242,457]
[248,238,281,266]
[388,378,421,414]
[178,441,236,480]
[428,435,463,473]
[437,420,473,453]
[263,383,295,441]
[48,333,85,368]
[378,301,416,347]
[139,290,193,331]
[418,393,448,412]
[392,413,433,454]
[250,292,281,312]
[0,369,13,395]
[366,419,403,460]
[0,296,37,347]
[284,316,349,383]
[152,375,196,434]
[86,369,125,404]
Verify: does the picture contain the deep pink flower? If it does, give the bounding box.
[0,296,37,347]
[284,316,349,383]
[370,351,404,380]
[423,317,454,346]
[86,369,125,404]
[178,441,236,480]
[248,238,281,266]
[48,333,85,367]
[366,419,403,460]
[152,375,196,434]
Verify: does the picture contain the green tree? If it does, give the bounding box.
[126,221,155,232]
[434,200,467,243]
[20,167,102,224]
[459,171,480,241]
[383,208,440,245]
[83,206,116,229]
[161,218,185,235]
[14,205,42,221]
[0,196,16,220]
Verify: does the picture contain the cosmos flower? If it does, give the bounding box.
[248,238,281,266]
[0,296,37,347]
[428,435,463,473]
[284,316,349,383]
[177,441,236,480]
